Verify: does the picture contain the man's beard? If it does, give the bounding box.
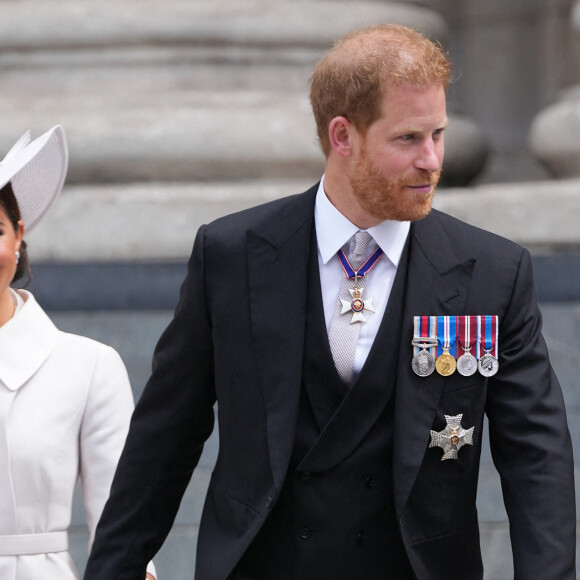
[348,152,441,223]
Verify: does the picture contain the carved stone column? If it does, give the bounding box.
[431,0,575,182]
[529,0,580,177]
[0,0,487,188]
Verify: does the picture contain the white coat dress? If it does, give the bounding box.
[0,289,136,579]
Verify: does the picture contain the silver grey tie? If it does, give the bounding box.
[328,230,373,385]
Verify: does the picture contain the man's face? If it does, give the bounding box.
[348,83,447,224]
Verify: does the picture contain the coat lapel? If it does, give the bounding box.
[298,235,410,473]
[247,186,317,489]
[393,210,476,517]
[0,291,58,391]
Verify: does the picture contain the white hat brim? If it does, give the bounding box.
[0,125,68,232]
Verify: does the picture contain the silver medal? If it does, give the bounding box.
[478,352,499,377]
[457,352,478,376]
[411,337,437,377]
[412,349,436,377]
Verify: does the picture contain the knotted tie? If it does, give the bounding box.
[328,230,373,385]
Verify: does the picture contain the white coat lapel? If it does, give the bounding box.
[0,290,58,391]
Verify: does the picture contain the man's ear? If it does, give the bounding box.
[328,116,355,158]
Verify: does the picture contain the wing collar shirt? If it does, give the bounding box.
[315,176,410,380]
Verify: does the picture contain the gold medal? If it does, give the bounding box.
[436,348,456,376]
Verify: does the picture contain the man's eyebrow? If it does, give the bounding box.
[395,119,450,134]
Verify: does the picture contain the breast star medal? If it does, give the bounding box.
[429,413,474,461]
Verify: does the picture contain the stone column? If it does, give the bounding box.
[432,0,575,182]
[529,0,580,177]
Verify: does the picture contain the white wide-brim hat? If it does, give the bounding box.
[0,125,68,232]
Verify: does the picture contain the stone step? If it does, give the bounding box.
[0,91,326,183]
[0,98,486,184]
[0,1,446,51]
[24,178,580,265]
[0,1,488,185]
[0,0,445,177]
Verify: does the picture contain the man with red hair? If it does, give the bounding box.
[86,24,575,580]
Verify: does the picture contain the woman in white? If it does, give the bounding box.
[0,126,155,579]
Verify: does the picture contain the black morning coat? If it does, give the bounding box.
[84,183,575,580]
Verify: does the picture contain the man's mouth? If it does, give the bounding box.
[407,183,433,193]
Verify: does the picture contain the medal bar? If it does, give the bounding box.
[412,315,499,378]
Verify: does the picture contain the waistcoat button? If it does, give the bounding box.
[299,527,311,539]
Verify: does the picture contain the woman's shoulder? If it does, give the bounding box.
[18,289,123,361]
[56,330,125,370]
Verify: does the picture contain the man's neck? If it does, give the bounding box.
[322,168,381,230]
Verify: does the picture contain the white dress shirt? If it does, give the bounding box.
[314,176,410,379]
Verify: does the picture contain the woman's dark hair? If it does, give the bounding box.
[0,182,31,286]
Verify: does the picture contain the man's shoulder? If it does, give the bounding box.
[205,183,318,239]
[420,208,524,255]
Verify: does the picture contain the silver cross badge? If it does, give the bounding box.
[429,414,474,461]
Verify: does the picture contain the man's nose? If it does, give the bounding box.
[415,138,443,173]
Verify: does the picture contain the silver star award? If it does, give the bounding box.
[340,286,375,324]
[429,414,474,461]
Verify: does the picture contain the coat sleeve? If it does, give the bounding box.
[485,247,575,579]
[79,342,158,578]
[84,226,216,579]
[79,343,134,544]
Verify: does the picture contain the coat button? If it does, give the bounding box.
[299,527,311,540]
[301,471,311,482]
[356,530,366,545]
[365,476,375,488]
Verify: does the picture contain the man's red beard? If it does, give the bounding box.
[348,152,441,223]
